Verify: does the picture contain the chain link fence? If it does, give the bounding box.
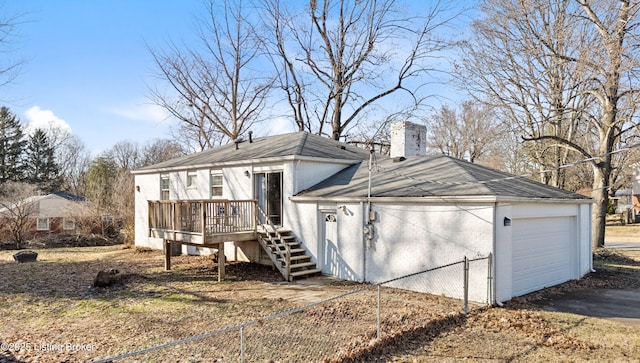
[94,255,492,363]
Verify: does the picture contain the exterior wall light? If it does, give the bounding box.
[504,217,511,226]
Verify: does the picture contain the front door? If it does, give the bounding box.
[255,172,282,226]
[321,212,338,275]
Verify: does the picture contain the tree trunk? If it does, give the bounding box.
[591,164,610,249]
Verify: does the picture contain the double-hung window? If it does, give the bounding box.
[63,218,76,230]
[187,171,198,188]
[36,217,50,231]
[160,174,170,200]
[211,171,223,197]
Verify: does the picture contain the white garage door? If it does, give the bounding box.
[512,217,575,297]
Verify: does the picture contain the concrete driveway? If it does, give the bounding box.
[605,238,640,250]
[537,289,640,326]
[534,239,640,326]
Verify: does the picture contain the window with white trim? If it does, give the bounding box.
[187,171,198,188]
[211,171,223,197]
[36,217,50,231]
[63,218,76,230]
[160,174,170,200]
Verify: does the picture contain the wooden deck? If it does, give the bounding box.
[148,200,258,280]
[148,199,320,282]
[148,199,257,244]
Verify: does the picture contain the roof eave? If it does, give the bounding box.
[290,195,593,204]
[132,155,362,175]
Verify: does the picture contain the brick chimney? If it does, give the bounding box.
[389,121,426,158]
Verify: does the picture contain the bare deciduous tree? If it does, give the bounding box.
[56,135,91,197]
[426,101,501,163]
[460,0,640,248]
[149,0,273,150]
[141,138,187,166]
[262,0,458,140]
[0,7,25,94]
[459,0,591,187]
[106,140,141,170]
[0,182,39,248]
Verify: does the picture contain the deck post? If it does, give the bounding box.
[164,239,171,271]
[218,242,225,282]
[201,201,206,235]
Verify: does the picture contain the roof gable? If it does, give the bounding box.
[135,132,370,172]
[296,154,590,200]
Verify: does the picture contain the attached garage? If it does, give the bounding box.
[511,217,576,297]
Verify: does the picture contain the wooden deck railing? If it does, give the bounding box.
[148,200,257,237]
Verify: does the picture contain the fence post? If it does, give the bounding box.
[240,326,245,363]
[463,256,469,315]
[377,284,381,340]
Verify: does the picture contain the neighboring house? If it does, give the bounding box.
[0,192,90,236]
[133,121,593,304]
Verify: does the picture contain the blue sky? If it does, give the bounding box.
[2,1,206,154]
[2,1,470,155]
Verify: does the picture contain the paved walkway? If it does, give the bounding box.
[260,276,362,305]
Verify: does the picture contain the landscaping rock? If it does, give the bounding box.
[13,251,38,263]
[92,268,120,287]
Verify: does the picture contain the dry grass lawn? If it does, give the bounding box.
[0,226,639,362]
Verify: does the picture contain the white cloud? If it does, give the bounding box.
[255,116,296,137]
[107,102,169,123]
[270,117,296,135]
[23,106,72,136]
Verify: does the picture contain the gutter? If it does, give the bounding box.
[291,195,592,204]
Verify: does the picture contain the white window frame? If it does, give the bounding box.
[63,218,76,230]
[187,171,198,189]
[210,171,223,198]
[36,217,50,231]
[160,174,170,200]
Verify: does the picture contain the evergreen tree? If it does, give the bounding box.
[0,107,26,183]
[24,128,61,193]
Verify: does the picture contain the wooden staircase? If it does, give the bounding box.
[257,227,321,281]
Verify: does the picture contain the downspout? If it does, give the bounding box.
[362,150,375,282]
[361,201,366,282]
[589,202,595,273]
[493,202,502,306]
[364,150,374,248]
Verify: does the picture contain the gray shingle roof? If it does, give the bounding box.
[134,132,370,172]
[296,154,590,200]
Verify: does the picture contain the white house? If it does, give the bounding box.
[133,121,592,304]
